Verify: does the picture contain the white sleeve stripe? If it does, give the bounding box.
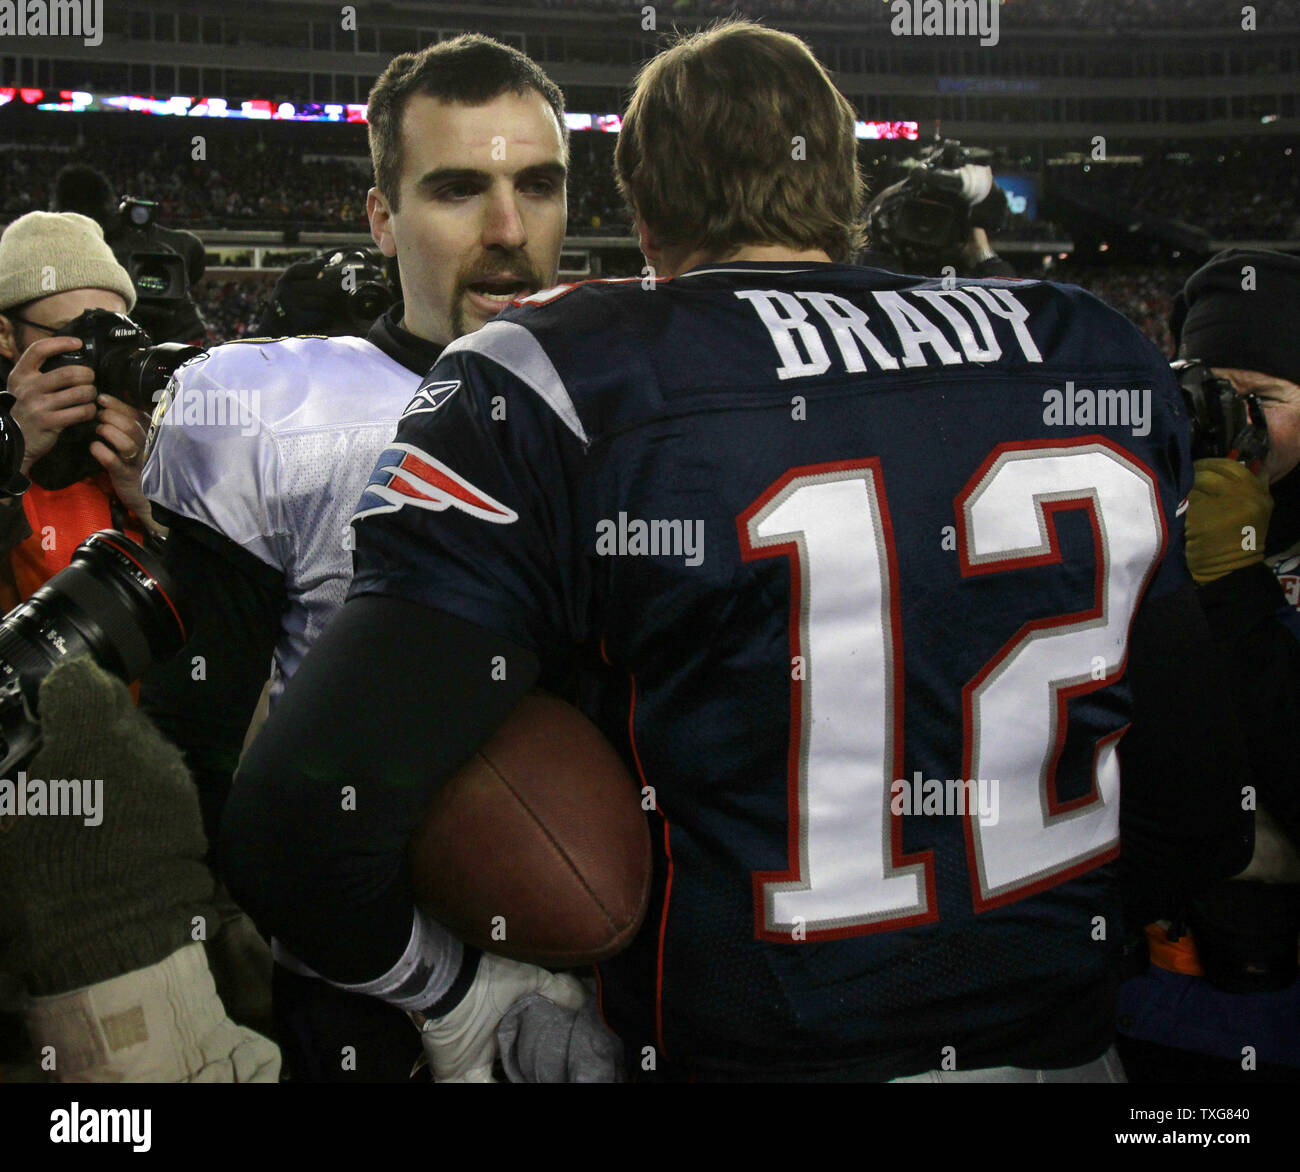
[440,320,589,445]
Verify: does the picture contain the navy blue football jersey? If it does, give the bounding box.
[348,261,1192,1078]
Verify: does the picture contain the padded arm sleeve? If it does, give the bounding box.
[219,594,539,984]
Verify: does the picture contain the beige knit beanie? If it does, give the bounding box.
[0,211,136,314]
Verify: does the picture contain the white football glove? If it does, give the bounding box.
[414,953,586,1082]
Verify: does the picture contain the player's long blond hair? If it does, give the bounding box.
[616,19,867,264]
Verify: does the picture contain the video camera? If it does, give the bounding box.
[257,247,395,339]
[31,308,201,490]
[865,138,1010,272]
[103,197,206,345]
[107,198,190,308]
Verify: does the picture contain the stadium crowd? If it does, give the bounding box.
[1,133,633,234]
[5,134,1295,241]
[196,275,277,344]
[1057,265,1192,356]
[1,142,371,229]
[1050,146,1300,240]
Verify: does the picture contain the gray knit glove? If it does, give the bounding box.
[0,657,216,996]
[495,991,624,1083]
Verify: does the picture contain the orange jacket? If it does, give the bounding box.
[4,474,143,608]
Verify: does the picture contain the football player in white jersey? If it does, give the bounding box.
[140,34,580,1082]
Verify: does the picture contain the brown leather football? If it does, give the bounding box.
[409,691,652,968]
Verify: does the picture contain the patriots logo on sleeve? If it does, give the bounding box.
[401,379,461,419]
[352,442,519,525]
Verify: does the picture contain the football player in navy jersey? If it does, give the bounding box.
[224,20,1251,1081]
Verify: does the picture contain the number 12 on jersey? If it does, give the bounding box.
[736,438,1167,942]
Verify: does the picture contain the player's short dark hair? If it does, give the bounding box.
[616,19,866,264]
[52,164,115,226]
[367,34,568,214]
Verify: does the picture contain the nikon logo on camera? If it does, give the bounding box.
[0,0,103,47]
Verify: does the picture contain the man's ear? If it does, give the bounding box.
[367,187,397,259]
[0,314,19,363]
[634,214,662,271]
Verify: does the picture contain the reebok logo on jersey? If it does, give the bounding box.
[352,443,518,525]
[401,379,461,419]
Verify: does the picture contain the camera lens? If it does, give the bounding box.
[352,281,391,322]
[0,530,187,716]
[105,343,203,411]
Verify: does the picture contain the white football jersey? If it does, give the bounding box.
[142,334,421,705]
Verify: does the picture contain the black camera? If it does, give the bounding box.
[0,530,188,776]
[32,309,202,491]
[0,389,29,499]
[327,248,394,328]
[1173,359,1270,465]
[258,248,395,338]
[866,138,1010,273]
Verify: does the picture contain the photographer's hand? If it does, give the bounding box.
[1185,457,1274,584]
[91,393,163,537]
[961,226,997,269]
[6,336,98,473]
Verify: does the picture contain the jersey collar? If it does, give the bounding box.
[676,260,849,280]
[366,302,444,377]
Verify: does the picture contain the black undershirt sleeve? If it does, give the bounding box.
[138,513,288,844]
[1197,564,1300,851]
[219,593,539,984]
[1118,580,1256,930]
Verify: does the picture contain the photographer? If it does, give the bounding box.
[0,211,161,610]
[1118,248,1300,1079]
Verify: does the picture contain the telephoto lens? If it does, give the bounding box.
[0,530,187,775]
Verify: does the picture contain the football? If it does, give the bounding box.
[409,691,652,968]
